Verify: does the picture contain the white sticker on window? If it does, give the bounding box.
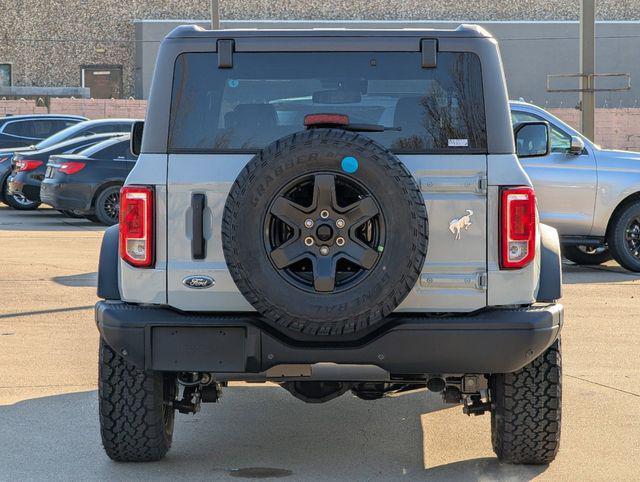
[448,139,469,147]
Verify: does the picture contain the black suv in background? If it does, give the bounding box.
[41,135,138,225]
[0,114,86,148]
[1,118,138,209]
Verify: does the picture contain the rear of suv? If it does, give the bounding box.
[96,25,564,465]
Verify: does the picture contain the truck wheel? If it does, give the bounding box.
[608,201,640,272]
[94,186,121,226]
[223,129,428,339]
[490,339,561,465]
[562,245,612,265]
[2,180,40,210]
[99,338,176,462]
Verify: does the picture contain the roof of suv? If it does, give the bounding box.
[166,24,493,40]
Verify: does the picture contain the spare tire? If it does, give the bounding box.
[222,129,428,337]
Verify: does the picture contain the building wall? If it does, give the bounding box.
[216,1,640,21]
[0,1,211,98]
[1,1,639,99]
[135,19,640,107]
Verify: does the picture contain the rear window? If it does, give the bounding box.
[168,51,487,154]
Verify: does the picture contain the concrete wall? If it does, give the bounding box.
[2,1,640,99]
[0,1,212,98]
[135,19,640,108]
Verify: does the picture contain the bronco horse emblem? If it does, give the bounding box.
[449,210,474,240]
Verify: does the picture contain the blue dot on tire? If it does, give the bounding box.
[341,156,359,174]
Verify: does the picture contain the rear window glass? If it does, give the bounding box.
[169,52,487,154]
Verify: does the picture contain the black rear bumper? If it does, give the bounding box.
[40,179,93,212]
[96,301,563,377]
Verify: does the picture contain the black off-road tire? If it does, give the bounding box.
[222,129,428,339]
[94,185,121,226]
[490,339,562,465]
[608,200,640,272]
[99,338,176,462]
[562,245,612,265]
[2,180,40,210]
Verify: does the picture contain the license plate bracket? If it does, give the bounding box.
[151,326,247,372]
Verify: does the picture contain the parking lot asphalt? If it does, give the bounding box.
[0,205,639,481]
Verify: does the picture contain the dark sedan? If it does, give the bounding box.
[41,136,138,225]
[0,118,138,209]
[0,114,86,149]
[7,132,127,210]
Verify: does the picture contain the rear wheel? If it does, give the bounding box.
[2,181,40,210]
[608,200,640,272]
[99,338,176,462]
[490,339,562,465]
[562,245,612,265]
[94,186,121,226]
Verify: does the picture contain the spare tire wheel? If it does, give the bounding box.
[222,129,428,337]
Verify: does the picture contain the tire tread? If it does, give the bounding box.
[491,340,562,465]
[98,339,173,462]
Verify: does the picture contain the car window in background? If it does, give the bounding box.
[95,140,130,160]
[89,123,131,135]
[35,122,90,149]
[3,120,35,138]
[511,110,571,153]
[32,119,77,138]
[169,51,487,154]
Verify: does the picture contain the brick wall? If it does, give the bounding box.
[2,99,640,152]
[0,99,48,116]
[0,99,146,120]
[549,108,640,151]
[48,99,147,120]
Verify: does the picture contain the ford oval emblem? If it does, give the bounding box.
[182,275,215,289]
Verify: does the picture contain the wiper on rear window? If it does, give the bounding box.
[303,114,401,132]
[341,123,401,132]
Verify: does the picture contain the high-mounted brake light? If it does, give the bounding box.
[500,186,536,269]
[304,113,350,128]
[58,161,86,175]
[119,185,154,268]
[16,159,43,172]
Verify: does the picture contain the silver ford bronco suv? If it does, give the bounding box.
[96,25,564,464]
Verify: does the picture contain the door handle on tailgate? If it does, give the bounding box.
[191,193,206,260]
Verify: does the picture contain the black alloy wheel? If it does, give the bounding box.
[265,172,384,293]
[624,217,640,258]
[94,186,121,226]
[609,200,640,272]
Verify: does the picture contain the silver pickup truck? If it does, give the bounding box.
[511,101,640,271]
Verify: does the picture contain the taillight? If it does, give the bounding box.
[119,185,154,268]
[58,161,86,175]
[16,159,43,172]
[500,186,536,269]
